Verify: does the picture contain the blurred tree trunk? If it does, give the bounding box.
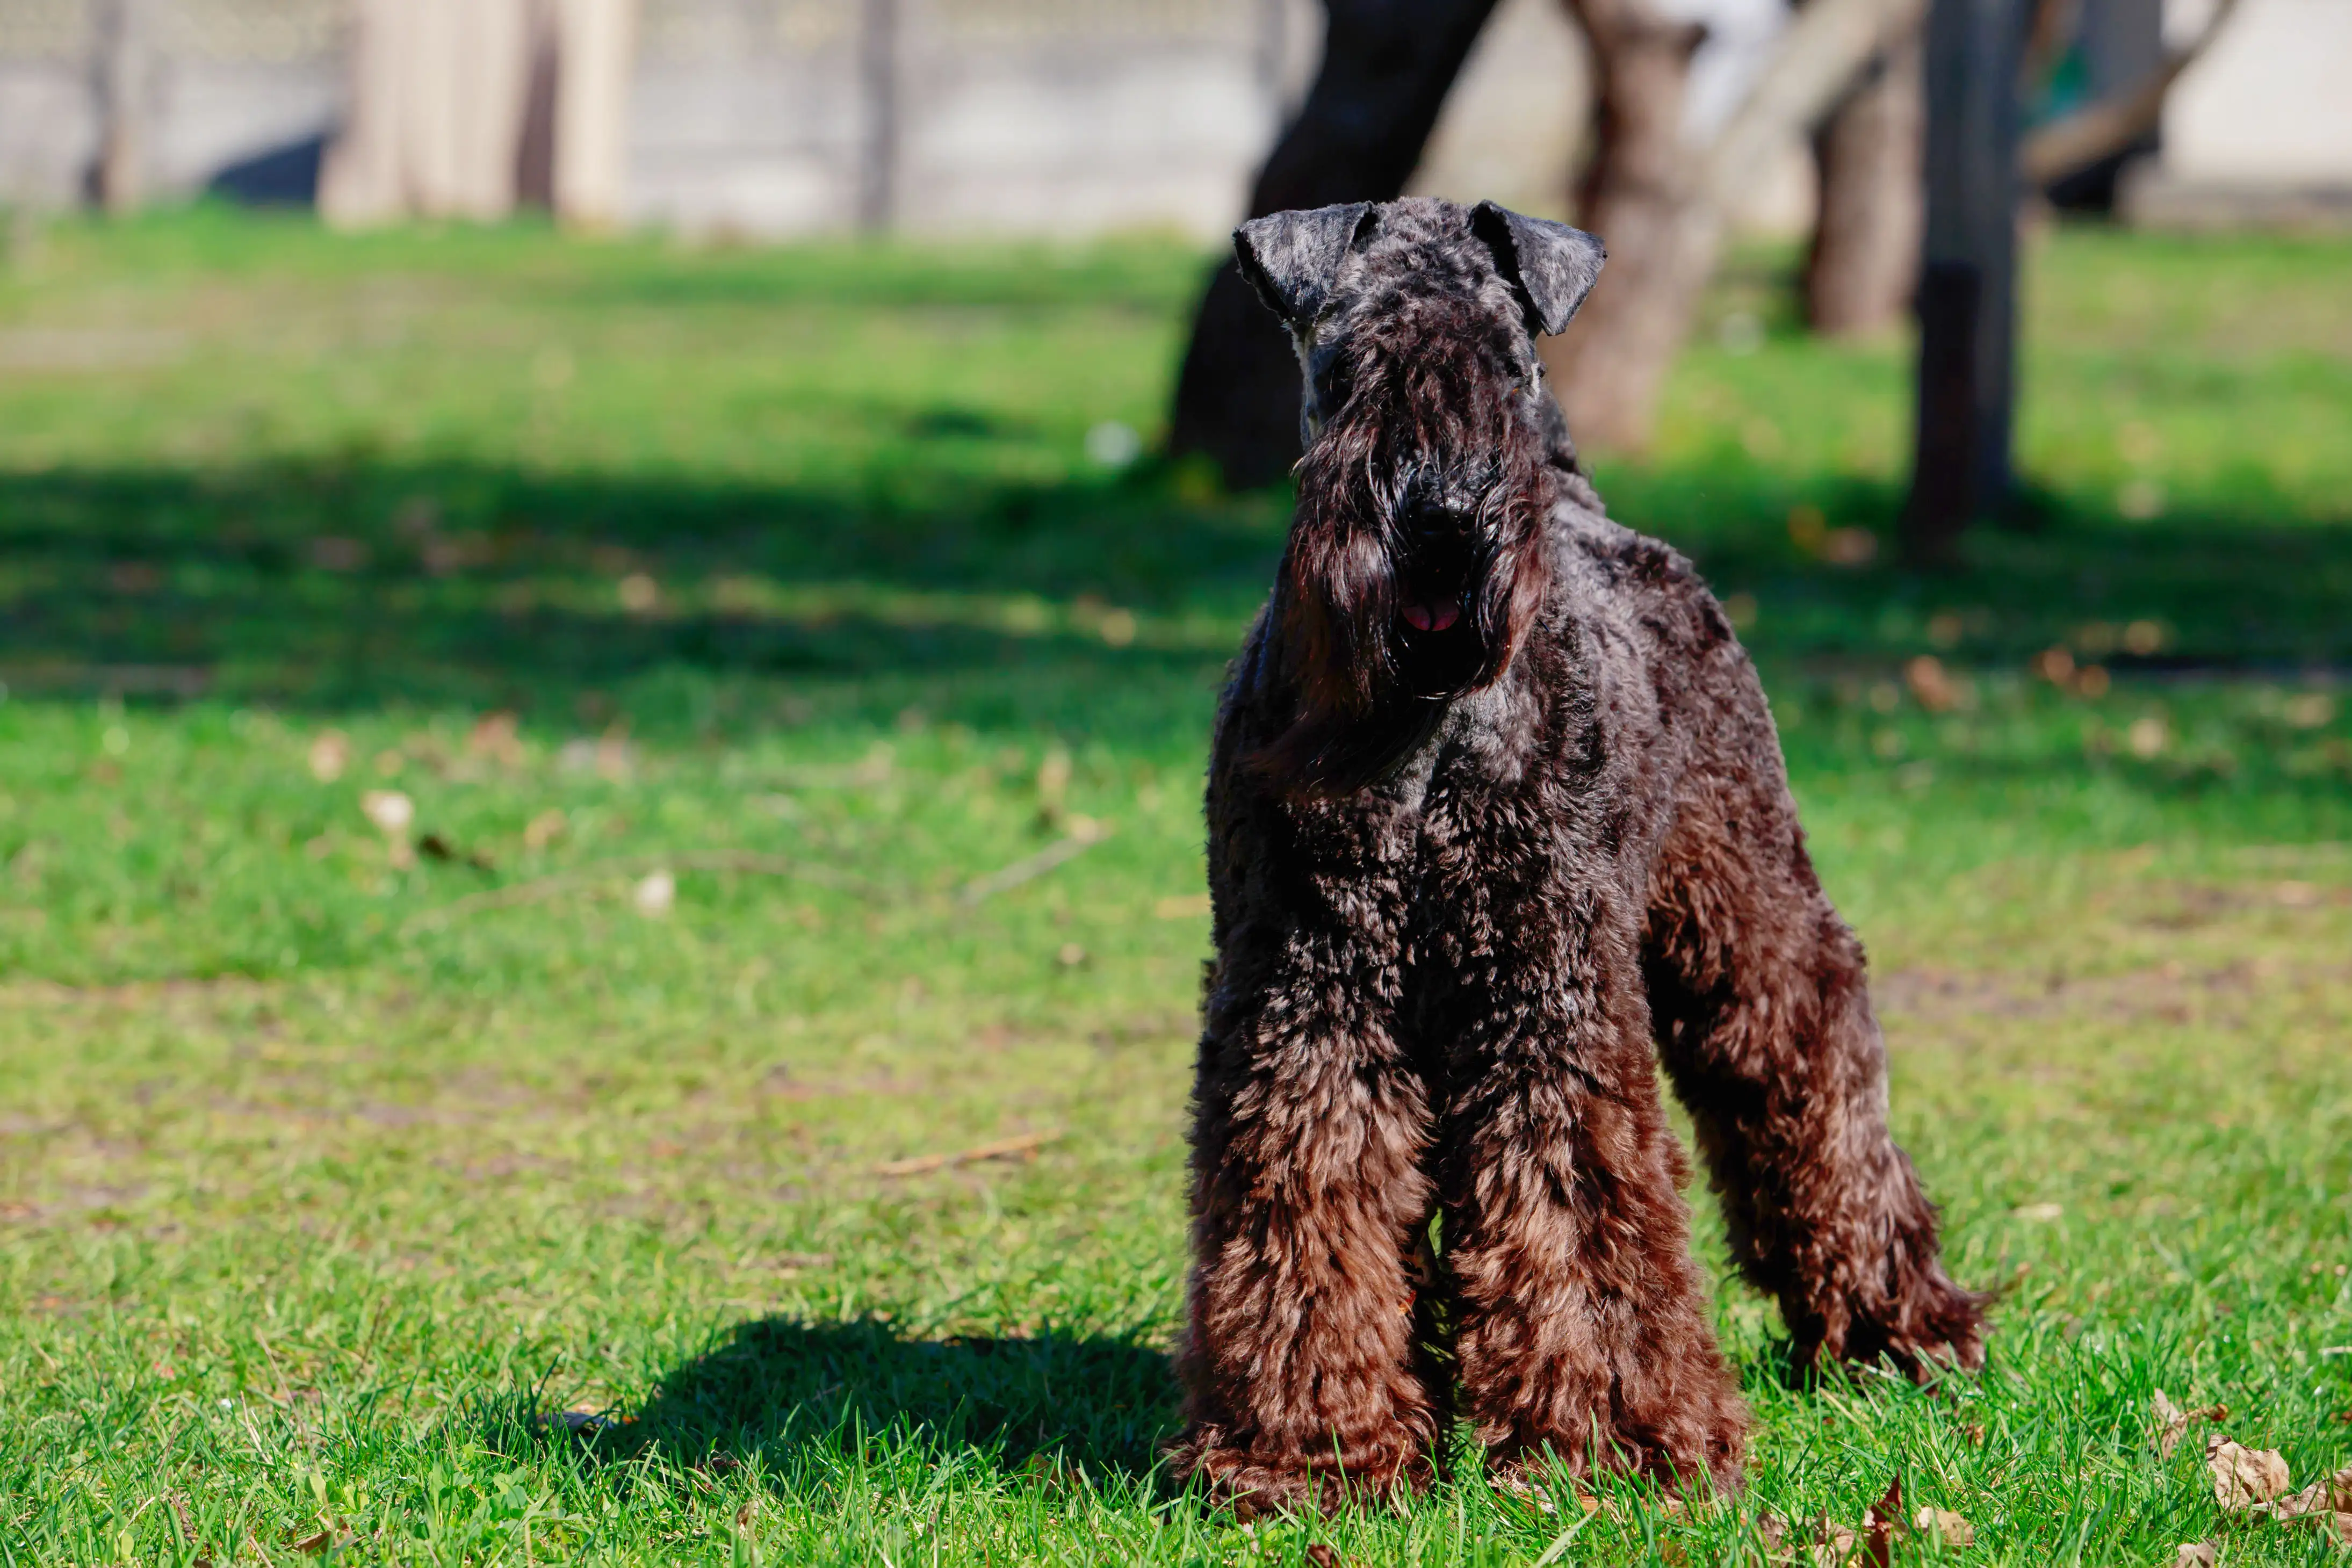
[1166,0,1503,489]
[1543,0,1709,453]
[551,0,640,231]
[1802,27,1923,336]
[321,0,536,226]
[1546,0,1929,454]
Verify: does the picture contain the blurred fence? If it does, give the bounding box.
[0,0,1321,236]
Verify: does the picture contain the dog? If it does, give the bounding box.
[1172,197,1987,1516]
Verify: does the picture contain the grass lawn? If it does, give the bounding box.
[2,207,2349,1563]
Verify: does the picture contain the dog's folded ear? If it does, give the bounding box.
[1233,203,1377,327]
[1471,201,1606,338]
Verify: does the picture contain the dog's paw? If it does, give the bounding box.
[1806,1262,1992,1382]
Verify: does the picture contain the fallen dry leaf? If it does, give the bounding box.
[360,789,414,836]
[1904,655,1965,713]
[632,871,675,916]
[2257,1465,2352,1523]
[1821,526,1878,566]
[2207,1437,2292,1510]
[2171,1543,2217,1567]
[1860,1477,1904,1567]
[2261,1480,2328,1521]
[1809,1522,1862,1568]
[2256,1507,2352,1546]
[1913,1506,1974,1548]
[2154,1390,2187,1453]
[307,731,349,783]
[1808,1479,1906,1568]
[468,711,525,767]
[523,808,567,850]
[2153,1391,2228,1458]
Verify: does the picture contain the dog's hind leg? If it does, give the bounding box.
[1433,887,1749,1499]
[1642,748,1988,1378]
[1171,833,1444,1516]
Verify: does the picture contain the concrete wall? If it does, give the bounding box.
[0,59,97,205]
[2161,0,2352,186]
[623,0,1316,240]
[0,0,345,207]
[900,39,1281,238]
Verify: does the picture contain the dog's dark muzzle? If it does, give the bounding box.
[1390,502,1496,696]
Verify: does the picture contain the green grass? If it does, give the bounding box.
[2,205,2349,1563]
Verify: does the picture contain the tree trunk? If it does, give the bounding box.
[320,0,535,226]
[1803,28,1923,336]
[1167,0,1503,489]
[552,0,640,231]
[1540,0,1709,455]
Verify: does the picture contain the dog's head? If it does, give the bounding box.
[1235,197,1604,793]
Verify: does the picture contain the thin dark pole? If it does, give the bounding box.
[1902,0,2024,565]
[858,0,899,234]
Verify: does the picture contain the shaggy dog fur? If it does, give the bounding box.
[1171,197,1988,1516]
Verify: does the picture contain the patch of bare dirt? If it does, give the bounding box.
[1877,953,2347,1032]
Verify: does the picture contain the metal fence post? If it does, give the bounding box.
[1902,0,2024,564]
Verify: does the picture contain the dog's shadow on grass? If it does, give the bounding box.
[574,1316,1181,1484]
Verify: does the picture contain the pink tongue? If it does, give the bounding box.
[1403,601,1460,633]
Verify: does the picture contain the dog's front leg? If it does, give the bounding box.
[1172,865,1440,1516]
[1435,888,1749,1498]
[1642,777,1990,1379]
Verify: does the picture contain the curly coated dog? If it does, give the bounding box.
[1172,197,1987,1516]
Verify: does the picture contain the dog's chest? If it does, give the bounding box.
[1375,685,1561,878]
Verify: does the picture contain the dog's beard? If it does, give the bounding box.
[1253,460,1550,796]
